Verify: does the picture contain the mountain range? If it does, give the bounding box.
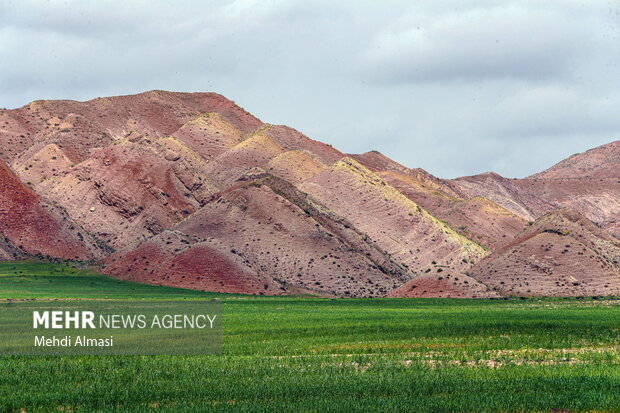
[1,91,619,297]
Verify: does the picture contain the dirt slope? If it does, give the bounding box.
[0,159,104,261]
[103,230,284,295]
[451,172,555,221]
[469,208,620,297]
[530,140,620,179]
[515,178,620,238]
[351,151,527,250]
[299,158,487,275]
[105,174,410,297]
[387,273,499,298]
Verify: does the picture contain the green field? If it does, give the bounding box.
[1,262,620,412]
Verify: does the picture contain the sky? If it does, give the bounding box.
[1,0,620,178]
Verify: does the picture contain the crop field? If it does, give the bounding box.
[1,262,620,412]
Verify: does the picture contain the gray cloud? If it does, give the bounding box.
[1,0,620,178]
[360,1,604,83]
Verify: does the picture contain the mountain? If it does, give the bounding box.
[444,143,620,240]
[515,177,620,238]
[469,208,620,296]
[450,172,555,221]
[1,90,619,297]
[530,140,620,179]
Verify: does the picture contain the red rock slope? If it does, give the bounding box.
[0,159,104,260]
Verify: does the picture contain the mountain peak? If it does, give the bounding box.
[530,140,620,179]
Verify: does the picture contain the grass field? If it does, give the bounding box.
[1,262,620,412]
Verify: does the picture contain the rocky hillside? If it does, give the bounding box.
[1,90,618,297]
[469,208,620,297]
[530,141,620,179]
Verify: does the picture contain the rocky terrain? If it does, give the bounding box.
[469,208,620,296]
[1,90,618,297]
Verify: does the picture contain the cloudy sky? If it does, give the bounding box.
[1,0,619,178]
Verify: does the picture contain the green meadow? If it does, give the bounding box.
[1,261,620,412]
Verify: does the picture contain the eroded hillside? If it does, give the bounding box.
[1,90,618,297]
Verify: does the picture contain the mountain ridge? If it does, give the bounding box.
[1,90,618,298]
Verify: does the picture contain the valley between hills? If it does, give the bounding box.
[1,90,619,298]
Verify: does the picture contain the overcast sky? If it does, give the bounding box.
[1,0,619,178]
